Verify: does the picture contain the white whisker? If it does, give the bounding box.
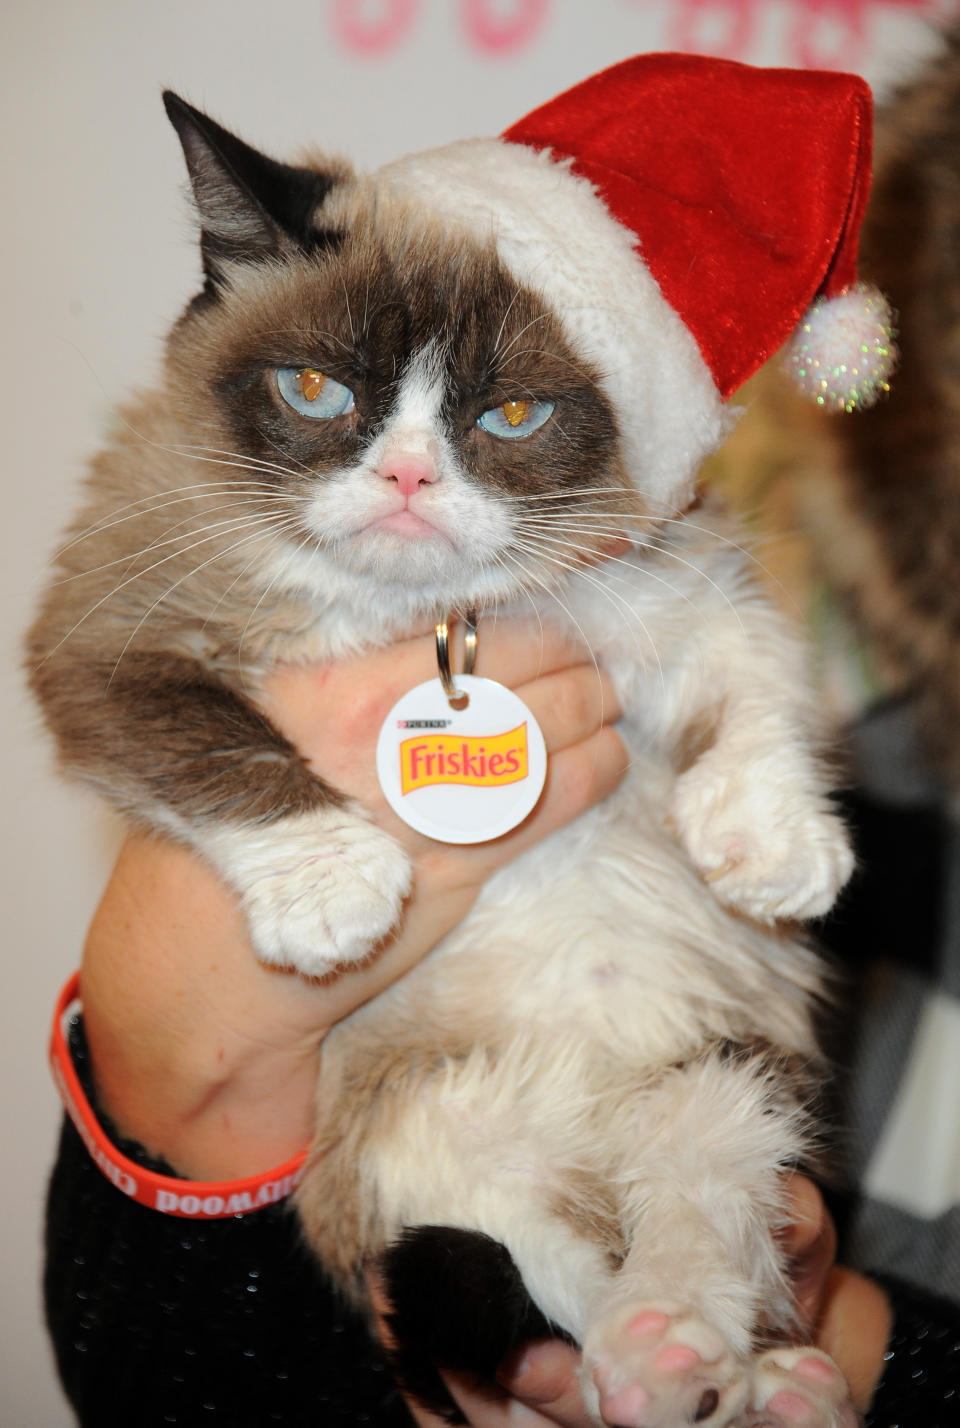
[338,270,356,345]
[509,534,665,690]
[514,527,708,623]
[38,515,304,665]
[491,285,529,363]
[236,528,319,686]
[494,311,554,367]
[495,546,607,706]
[55,480,305,557]
[652,515,798,611]
[486,549,546,659]
[251,423,320,480]
[107,520,302,685]
[54,504,302,585]
[496,485,643,504]
[498,346,593,384]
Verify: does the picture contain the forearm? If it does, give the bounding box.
[80,835,325,1179]
[81,836,490,1179]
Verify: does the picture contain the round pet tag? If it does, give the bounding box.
[376,620,547,845]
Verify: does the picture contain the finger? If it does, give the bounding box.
[498,1340,595,1428]
[468,725,628,877]
[262,618,592,763]
[471,616,590,688]
[441,1373,517,1425]
[532,726,629,826]
[779,1175,837,1328]
[403,1392,464,1428]
[515,665,622,754]
[816,1266,892,1413]
[444,1371,562,1426]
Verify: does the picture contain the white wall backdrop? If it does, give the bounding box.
[2,0,956,1420]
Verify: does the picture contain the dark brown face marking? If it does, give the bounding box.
[186,226,617,487]
[165,207,639,594]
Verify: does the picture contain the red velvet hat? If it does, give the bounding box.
[504,52,895,411]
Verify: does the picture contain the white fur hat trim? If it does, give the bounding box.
[379,139,733,514]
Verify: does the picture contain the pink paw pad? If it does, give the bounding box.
[588,1306,741,1428]
[656,1343,701,1373]
[767,1389,817,1423]
[752,1348,854,1428]
[600,1383,651,1426]
[627,1310,670,1338]
[793,1356,839,1385]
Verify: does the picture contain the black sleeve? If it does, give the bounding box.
[864,1276,960,1428]
[44,1017,412,1428]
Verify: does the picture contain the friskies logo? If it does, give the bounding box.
[400,724,529,794]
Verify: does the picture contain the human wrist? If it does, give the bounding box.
[81,833,327,1179]
[51,978,310,1213]
[82,975,322,1180]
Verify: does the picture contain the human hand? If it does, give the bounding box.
[80,618,626,1180]
[373,1177,891,1425]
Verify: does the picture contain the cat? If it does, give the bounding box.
[28,85,860,1428]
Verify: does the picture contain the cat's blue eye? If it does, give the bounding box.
[276,367,355,419]
[477,399,555,440]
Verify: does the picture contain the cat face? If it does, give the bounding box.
[169,219,628,602]
[160,96,651,618]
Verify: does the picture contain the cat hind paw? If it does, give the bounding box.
[740,1348,858,1428]
[583,1303,748,1427]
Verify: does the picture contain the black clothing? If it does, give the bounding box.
[45,1017,410,1427]
[45,1015,960,1427]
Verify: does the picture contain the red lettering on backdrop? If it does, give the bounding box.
[333,0,418,54]
[461,0,548,53]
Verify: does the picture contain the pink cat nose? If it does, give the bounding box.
[381,452,439,498]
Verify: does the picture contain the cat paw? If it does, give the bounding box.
[582,1303,748,1427]
[672,762,853,922]
[205,808,411,976]
[739,1348,857,1428]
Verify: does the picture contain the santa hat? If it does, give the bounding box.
[381,53,894,511]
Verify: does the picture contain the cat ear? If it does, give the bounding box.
[163,91,342,282]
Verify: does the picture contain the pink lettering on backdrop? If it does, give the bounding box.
[791,0,866,70]
[667,0,950,70]
[332,0,419,54]
[670,0,757,58]
[461,0,549,53]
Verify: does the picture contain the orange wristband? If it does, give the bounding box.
[49,972,308,1218]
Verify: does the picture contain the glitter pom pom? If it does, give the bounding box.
[784,282,897,412]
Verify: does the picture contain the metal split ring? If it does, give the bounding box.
[435,611,478,705]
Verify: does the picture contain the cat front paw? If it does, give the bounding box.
[741,1348,857,1428]
[205,808,411,976]
[672,758,853,923]
[582,1302,748,1427]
